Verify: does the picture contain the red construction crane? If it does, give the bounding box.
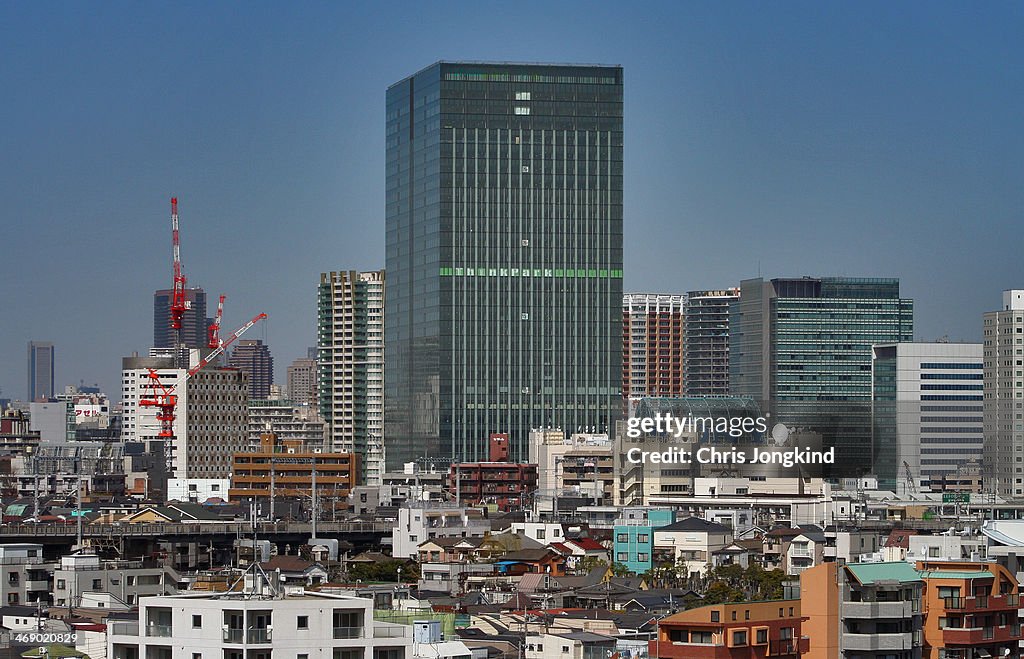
[208,294,226,349]
[169,197,189,336]
[141,312,268,438]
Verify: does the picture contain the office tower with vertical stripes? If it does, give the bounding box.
[385,62,624,467]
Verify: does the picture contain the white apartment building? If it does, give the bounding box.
[318,270,385,485]
[108,586,412,659]
[984,290,1024,497]
[392,505,490,560]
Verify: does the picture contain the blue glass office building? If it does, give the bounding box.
[385,62,624,467]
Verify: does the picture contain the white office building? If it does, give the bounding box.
[872,342,984,493]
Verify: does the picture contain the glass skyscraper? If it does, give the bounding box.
[385,62,623,468]
[730,277,914,475]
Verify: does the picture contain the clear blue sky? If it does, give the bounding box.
[1,1,1022,400]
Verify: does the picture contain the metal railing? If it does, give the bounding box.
[334,626,365,639]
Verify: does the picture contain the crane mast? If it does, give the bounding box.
[169,197,189,366]
[208,294,226,349]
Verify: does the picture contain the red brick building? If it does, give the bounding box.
[623,294,685,401]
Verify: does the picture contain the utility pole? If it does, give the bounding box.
[311,453,318,538]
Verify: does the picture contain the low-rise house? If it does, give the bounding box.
[0,543,54,605]
[785,527,825,576]
[653,518,733,579]
[52,553,180,608]
[259,556,328,587]
[526,630,617,659]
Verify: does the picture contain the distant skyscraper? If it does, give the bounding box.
[730,277,913,474]
[153,287,208,350]
[318,270,385,484]
[984,289,1024,498]
[622,294,685,401]
[385,62,624,468]
[286,357,318,408]
[27,341,55,402]
[228,340,274,400]
[684,289,740,397]
[872,342,983,493]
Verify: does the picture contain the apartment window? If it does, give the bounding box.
[192,614,202,629]
[297,615,309,630]
[537,530,546,540]
[780,628,793,640]
[756,629,768,644]
[617,552,628,561]
[617,533,628,543]
[193,654,201,659]
[638,534,649,543]
[711,610,720,622]
[56,579,65,590]
[637,553,649,562]
[788,607,794,616]
[561,647,570,653]
[732,630,747,646]
[731,611,737,621]
[299,655,308,659]
[92,579,102,589]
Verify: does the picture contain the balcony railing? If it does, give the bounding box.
[146,624,173,638]
[373,626,410,639]
[334,626,365,639]
[247,628,272,644]
[223,629,243,643]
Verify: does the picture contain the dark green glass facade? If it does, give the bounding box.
[730,277,914,475]
[385,62,624,468]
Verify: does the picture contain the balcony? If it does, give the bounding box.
[942,625,1019,644]
[146,624,173,638]
[223,629,243,643]
[109,621,140,637]
[373,625,410,639]
[841,632,914,651]
[334,626,365,639]
[843,601,915,619]
[246,628,272,644]
[25,579,50,591]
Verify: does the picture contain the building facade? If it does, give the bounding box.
[229,339,274,400]
[684,289,739,397]
[622,294,686,401]
[385,62,624,468]
[983,290,1024,498]
[154,287,208,350]
[27,340,55,402]
[287,357,318,408]
[108,588,412,659]
[872,343,983,494]
[317,270,385,485]
[247,399,326,446]
[730,277,914,475]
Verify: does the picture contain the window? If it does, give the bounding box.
[638,534,649,543]
[192,615,202,629]
[299,655,308,659]
[193,654,202,659]
[638,553,649,562]
[780,628,793,640]
[537,530,546,540]
[617,552,628,561]
[756,629,768,644]
[617,533,628,543]
[561,647,570,653]
[731,611,737,621]
[56,579,65,590]
[297,616,309,630]
[732,630,747,646]
[711,610,720,622]
[92,579,102,589]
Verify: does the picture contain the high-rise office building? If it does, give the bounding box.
[228,339,274,400]
[684,289,740,397]
[872,342,983,493]
[622,294,685,401]
[317,270,385,484]
[730,277,913,474]
[153,288,208,350]
[286,357,318,408]
[983,289,1024,498]
[27,341,55,402]
[385,62,624,467]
